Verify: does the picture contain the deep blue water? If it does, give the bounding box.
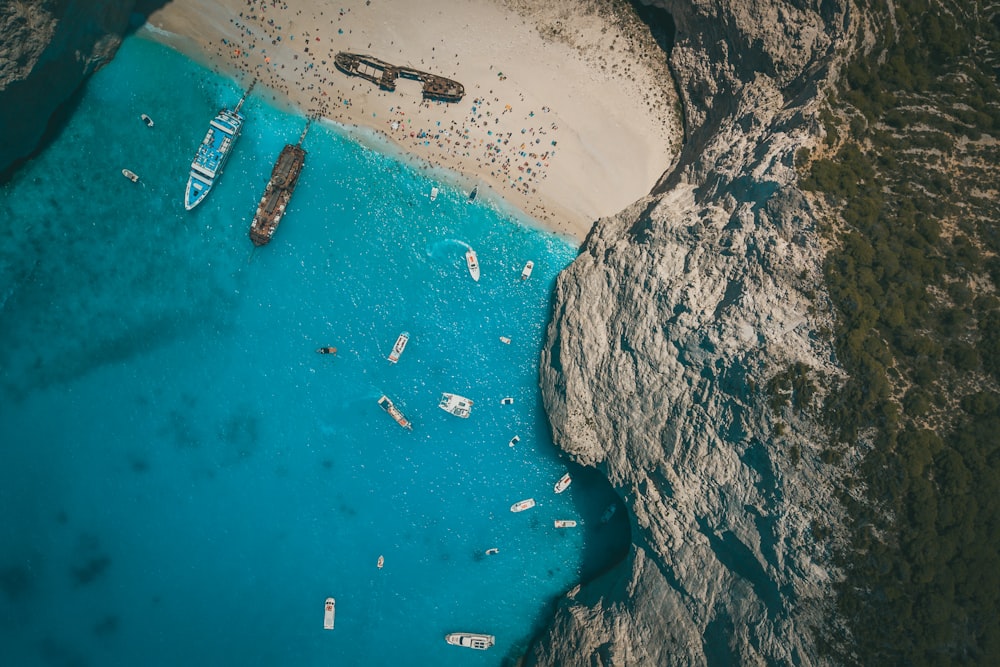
[0,35,618,666]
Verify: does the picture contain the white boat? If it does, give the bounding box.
[377,555,384,569]
[141,113,154,128]
[445,632,495,650]
[378,395,413,430]
[500,397,514,405]
[324,597,336,630]
[467,185,478,202]
[430,186,439,201]
[554,520,578,528]
[122,168,139,183]
[520,260,534,280]
[388,331,409,363]
[484,548,499,556]
[499,336,511,344]
[554,473,572,494]
[508,435,520,448]
[465,248,480,282]
[439,393,473,418]
[510,498,535,512]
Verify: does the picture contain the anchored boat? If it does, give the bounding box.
[521,260,534,280]
[554,473,572,494]
[439,393,473,418]
[445,633,495,650]
[249,120,309,246]
[378,395,413,430]
[510,498,535,512]
[554,520,578,528]
[323,597,336,630]
[388,331,409,363]
[184,83,253,210]
[122,169,139,183]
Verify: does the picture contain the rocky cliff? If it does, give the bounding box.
[531,1,859,664]
[0,0,152,176]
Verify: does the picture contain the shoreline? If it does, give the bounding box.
[144,0,682,243]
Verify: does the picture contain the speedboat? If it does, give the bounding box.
[465,248,480,281]
[484,548,499,556]
[521,260,534,280]
[510,498,535,512]
[377,555,384,569]
[141,113,154,127]
[378,395,413,430]
[439,393,473,418]
[554,520,578,528]
[500,397,514,405]
[554,473,572,493]
[499,336,511,344]
[445,633,495,650]
[388,331,409,363]
[324,597,336,630]
[508,435,520,448]
[122,168,139,183]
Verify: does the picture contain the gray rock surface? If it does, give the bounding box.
[0,0,142,174]
[531,1,859,664]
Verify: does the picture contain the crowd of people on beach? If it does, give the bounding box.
[200,0,564,226]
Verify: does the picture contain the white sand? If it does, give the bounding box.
[145,0,682,242]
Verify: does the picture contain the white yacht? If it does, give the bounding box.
[465,248,480,281]
[323,597,336,630]
[510,498,535,512]
[521,260,534,280]
[388,331,409,363]
[554,473,572,494]
[439,393,473,418]
[445,632,494,650]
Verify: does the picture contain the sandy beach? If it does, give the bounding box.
[145,0,682,242]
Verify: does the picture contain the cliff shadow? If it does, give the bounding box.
[0,2,172,184]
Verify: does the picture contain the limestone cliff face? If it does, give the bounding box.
[0,0,142,174]
[532,1,858,664]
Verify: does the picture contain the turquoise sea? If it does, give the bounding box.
[0,35,628,666]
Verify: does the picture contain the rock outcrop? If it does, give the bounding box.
[0,0,150,176]
[532,1,859,664]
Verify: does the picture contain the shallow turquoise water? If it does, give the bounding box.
[0,36,614,666]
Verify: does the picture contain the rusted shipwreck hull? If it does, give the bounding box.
[334,52,464,102]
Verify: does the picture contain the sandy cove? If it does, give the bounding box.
[145,0,682,242]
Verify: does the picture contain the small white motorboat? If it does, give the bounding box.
[465,248,480,282]
[554,473,572,494]
[377,555,384,569]
[508,435,520,448]
[439,392,473,418]
[554,520,578,528]
[445,632,495,650]
[141,113,154,127]
[324,597,336,630]
[484,548,499,556]
[430,186,439,201]
[122,168,139,183]
[388,331,409,363]
[499,336,511,344]
[520,260,534,280]
[500,397,514,405]
[510,498,535,512]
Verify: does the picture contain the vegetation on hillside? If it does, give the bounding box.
[796,0,1000,663]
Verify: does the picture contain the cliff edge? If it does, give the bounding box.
[0,0,151,176]
[533,1,858,664]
